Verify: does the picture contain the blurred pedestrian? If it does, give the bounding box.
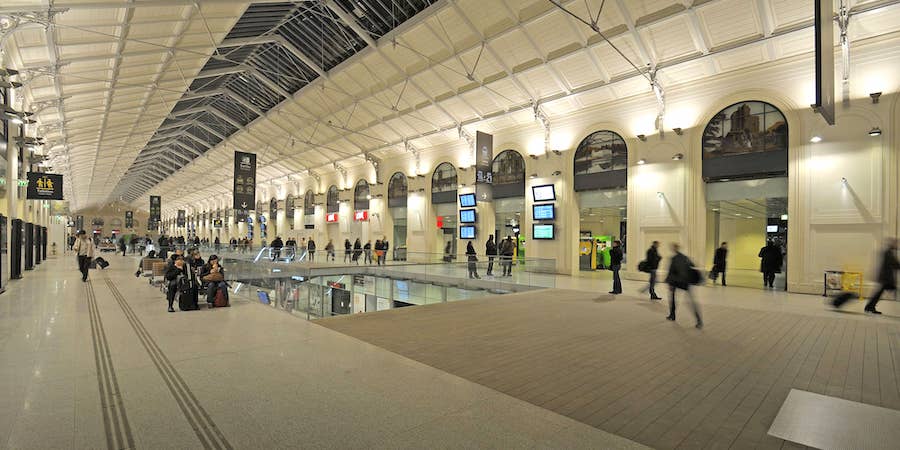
[665,243,703,329]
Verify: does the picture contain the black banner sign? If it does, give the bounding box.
[26,172,64,200]
[76,215,84,231]
[149,196,161,224]
[475,131,493,202]
[125,211,134,228]
[233,151,257,210]
[177,210,186,227]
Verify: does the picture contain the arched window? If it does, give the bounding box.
[255,200,263,213]
[285,195,295,220]
[354,180,370,210]
[388,172,408,208]
[431,162,457,204]
[492,150,526,198]
[269,197,278,215]
[574,130,627,191]
[326,185,339,213]
[304,190,315,215]
[702,101,787,180]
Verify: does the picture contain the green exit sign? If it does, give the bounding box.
[17,180,29,187]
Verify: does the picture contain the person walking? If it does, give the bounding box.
[608,240,624,294]
[307,238,316,261]
[214,236,221,252]
[466,241,480,279]
[665,243,703,329]
[374,240,383,265]
[485,235,497,276]
[271,236,284,261]
[639,241,663,300]
[501,236,515,276]
[382,237,390,264]
[710,242,728,286]
[344,239,352,263]
[73,230,94,282]
[758,240,783,288]
[865,238,899,315]
[363,240,372,264]
[325,239,335,261]
[119,236,127,256]
[353,238,362,265]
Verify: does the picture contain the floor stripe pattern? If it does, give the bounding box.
[101,276,233,450]
[85,280,136,450]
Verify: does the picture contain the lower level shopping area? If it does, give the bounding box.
[2,251,899,449]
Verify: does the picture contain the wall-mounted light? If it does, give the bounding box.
[810,136,822,143]
[552,150,562,156]
[416,188,425,193]
[637,134,647,142]
[672,127,683,136]
[870,92,881,104]
[637,159,646,165]
[551,170,561,176]
[457,183,466,188]
[671,153,684,161]
[868,127,882,136]
[841,177,848,185]
[529,173,537,179]
[458,166,469,171]
[529,154,539,160]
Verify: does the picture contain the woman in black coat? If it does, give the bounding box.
[352,239,362,264]
[758,241,783,288]
[665,243,702,328]
[865,239,899,314]
[466,241,480,279]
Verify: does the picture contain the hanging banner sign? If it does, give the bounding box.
[475,131,493,202]
[76,215,84,231]
[233,151,257,210]
[177,210,186,227]
[235,209,248,223]
[149,196,161,224]
[125,211,134,228]
[354,210,368,221]
[326,213,339,223]
[26,172,64,200]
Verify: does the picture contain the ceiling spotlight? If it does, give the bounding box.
[551,170,561,176]
[637,159,646,165]
[810,136,822,143]
[672,127,683,135]
[636,134,646,142]
[672,153,684,161]
[870,92,881,104]
[529,173,537,179]
[868,127,882,137]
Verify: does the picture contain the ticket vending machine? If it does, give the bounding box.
[42,227,48,260]
[0,215,7,294]
[34,224,42,265]
[10,218,23,279]
[24,222,34,270]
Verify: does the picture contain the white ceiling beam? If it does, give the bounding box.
[0,0,297,14]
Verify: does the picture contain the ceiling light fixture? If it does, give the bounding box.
[672,127,683,135]
[672,153,684,161]
[868,127,882,136]
[870,92,881,104]
[529,173,537,179]
[637,159,646,165]
[810,136,822,143]
[637,134,646,142]
[551,170,561,176]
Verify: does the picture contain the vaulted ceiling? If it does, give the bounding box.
[1,0,898,212]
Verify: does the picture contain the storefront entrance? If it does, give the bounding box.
[578,189,627,271]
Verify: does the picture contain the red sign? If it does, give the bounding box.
[436,216,443,228]
[354,210,368,221]
[326,213,339,223]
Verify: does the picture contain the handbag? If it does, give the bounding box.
[202,272,224,283]
[638,261,648,273]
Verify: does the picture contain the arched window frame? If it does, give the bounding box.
[573,130,628,191]
[701,100,788,181]
[431,162,458,204]
[388,172,408,208]
[491,149,526,198]
[354,179,370,210]
[326,185,339,213]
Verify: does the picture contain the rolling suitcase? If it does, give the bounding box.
[831,291,858,309]
[93,257,109,269]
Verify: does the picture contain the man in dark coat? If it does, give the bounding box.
[639,241,663,300]
[665,243,702,329]
[271,236,284,261]
[608,240,624,294]
[485,235,497,276]
[710,242,728,286]
[758,240,783,288]
[865,239,899,314]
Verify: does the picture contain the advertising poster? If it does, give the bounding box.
[125,211,133,228]
[475,131,493,202]
[233,151,257,210]
[177,209,186,227]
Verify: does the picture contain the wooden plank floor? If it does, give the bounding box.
[317,289,900,449]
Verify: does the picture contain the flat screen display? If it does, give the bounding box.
[532,204,555,220]
[459,209,476,223]
[532,184,556,202]
[460,225,476,239]
[533,224,555,240]
[766,225,779,233]
[459,193,476,207]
